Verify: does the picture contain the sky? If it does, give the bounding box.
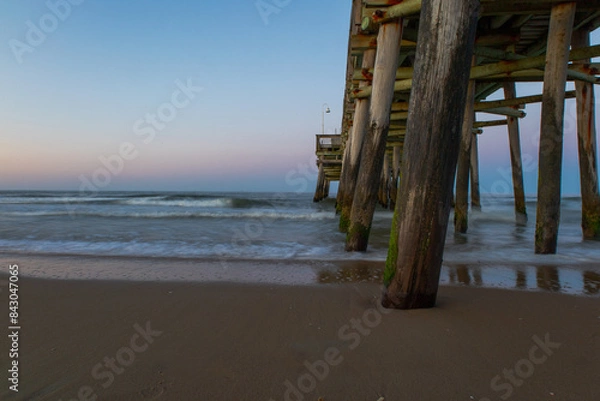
[0,0,598,195]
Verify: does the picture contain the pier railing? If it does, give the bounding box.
[316,134,342,153]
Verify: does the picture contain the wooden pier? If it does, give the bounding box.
[314,135,343,202]
[313,0,600,309]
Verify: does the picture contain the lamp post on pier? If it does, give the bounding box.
[322,103,331,134]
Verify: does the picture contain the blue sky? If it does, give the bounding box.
[0,0,598,195]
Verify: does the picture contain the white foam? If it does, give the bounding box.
[0,196,119,204]
[0,210,336,221]
[121,197,233,208]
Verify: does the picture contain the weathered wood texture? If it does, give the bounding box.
[475,91,577,110]
[337,0,369,211]
[353,44,600,99]
[535,2,577,254]
[313,162,326,203]
[503,82,528,225]
[340,0,366,140]
[346,21,403,252]
[379,153,391,208]
[390,145,401,210]
[479,0,600,15]
[383,0,480,309]
[573,30,600,239]
[338,49,376,232]
[455,76,476,233]
[337,146,351,213]
[470,133,481,210]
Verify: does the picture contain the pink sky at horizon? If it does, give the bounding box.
[0,2,598,194]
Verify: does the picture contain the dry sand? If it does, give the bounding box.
[1,262,599,401]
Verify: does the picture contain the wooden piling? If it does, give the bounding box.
[379,153,391,208]
[378,164,386,208]
[337,0,369,213]
[338,49,377,232]
[455,76,476,233]
[470,133,481,210]
[503,82,528,225]
[390,146,401,210]
[573,29,600,240]
[313,162,326,203]
[337,143,351,212]
[535,2,577,254]
[346,21,403,251]
[383,0,480,309]
[323,179,330,200]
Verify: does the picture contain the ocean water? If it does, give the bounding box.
[0,191,598,262]
[0,191,598,293]
[0,191,344,260]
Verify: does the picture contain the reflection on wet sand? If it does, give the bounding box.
[456,266,471,285]
[317,262,382,284]
[536,266,561,292]
[317,263,600,296]
[448,265,483,286]
[516,269,527,289]
[583,271,600,295]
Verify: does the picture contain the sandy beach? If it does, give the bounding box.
[3,0,600,399]
[1,259,599,401]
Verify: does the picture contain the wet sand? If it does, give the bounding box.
[1,253,599,295]
[1,258,599,401]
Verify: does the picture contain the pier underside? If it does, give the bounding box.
[315,0,600,308]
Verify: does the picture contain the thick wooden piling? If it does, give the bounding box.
[573,30,600,240]
[346,21,403,251]
[503,82,528,225]
[338,49,376,232]
[470,133,481,210]
[313,162,326,203]
[535,2,576,254]
[390,146,401,210]
[323,179,330,199]
[383,0,480,309]
[455,77,476,233]
[337,0,370,214]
